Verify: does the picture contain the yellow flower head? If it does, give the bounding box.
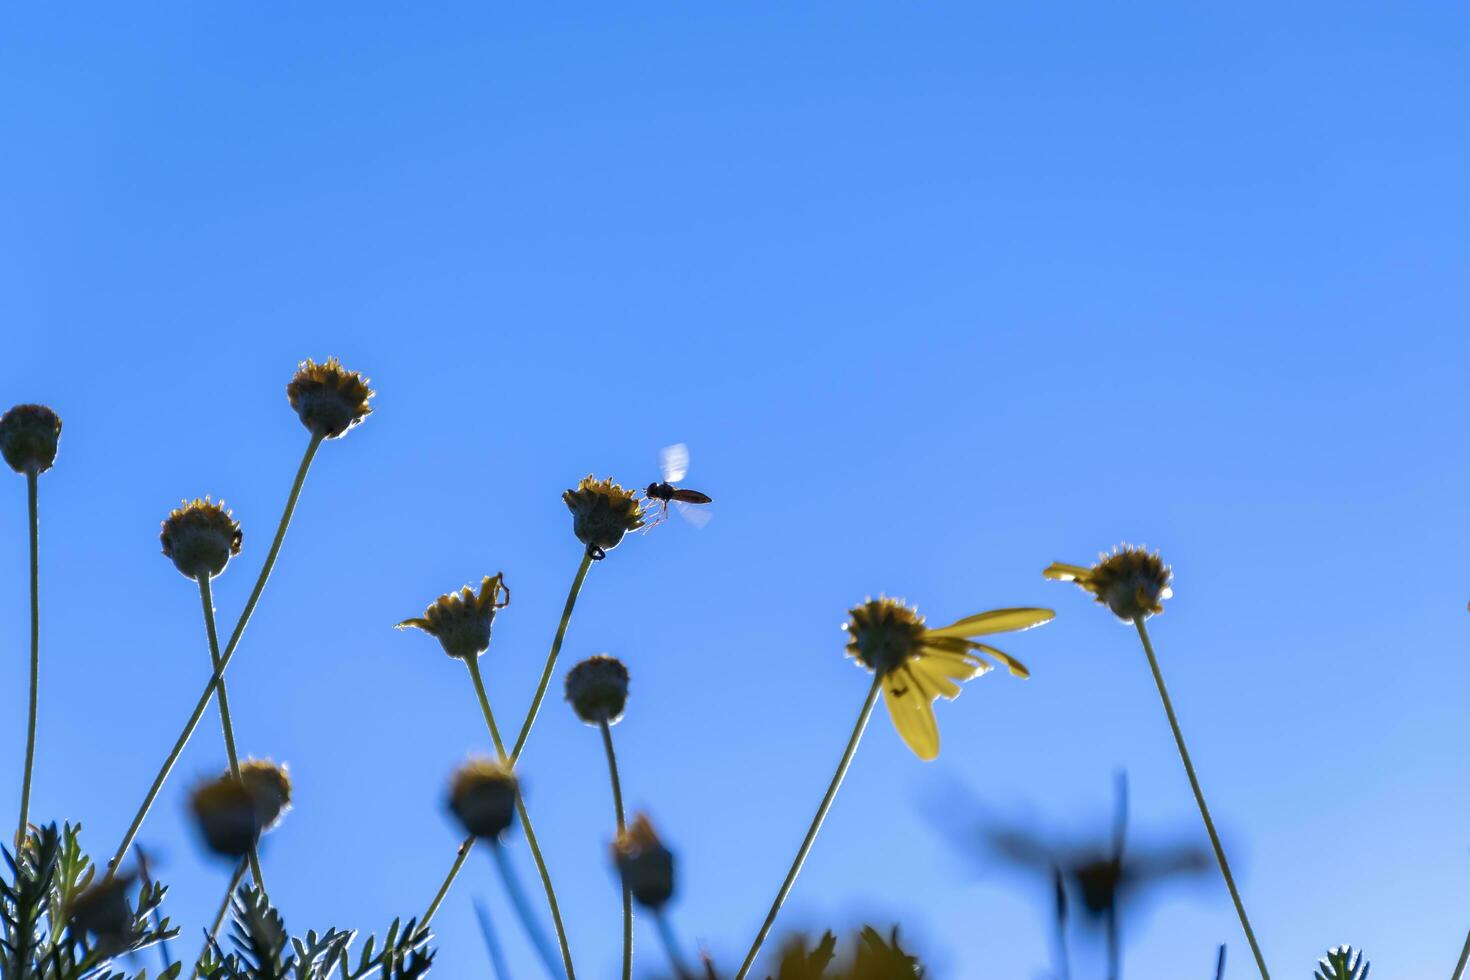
[396,573,510,659]
[1045,545,1173,622]
[563,475,644,559]
[612,813,675,910]
[843,597,1053,761]
[286,357,374,440]
[565,654,630,726]
[189,774,259,859]
[239,758,293,832]
[160,497,242,580]
[0,404,62,475]
[448,757,520,840]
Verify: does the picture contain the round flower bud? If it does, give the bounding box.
[396,573,510,660]
[240,759,293,832]
[562,476,644,559]
[565,655,630,725]
[68,875,137,945]
[448,758,520,840]
[844,597,925,676]
[0,404,62,475]
[160,497,242,580]
[286,357,374,440]
[189,775,260,859]
[612,814,675,910]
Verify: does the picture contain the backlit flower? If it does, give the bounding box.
[189,775,259,859]
[843,598,1053,761]
[612,813,675,909]
[396,573,510,659]
[448,758,520,840]
[239,759,292,832]
[565,655,630,725]
[563,476,644,559]
[0,404,61,475]
[1044,545,1173,621]
[286,357,374,439]
[160,497,242,580]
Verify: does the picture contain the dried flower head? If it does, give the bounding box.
[0,404,62,475]
[286,357,374,439]
[448,758,520,840]
[1045,545,1173,622]
[160,497,242,580]
[612,813,675,909]
[563,476,644,559]
[68,874,137,946]
[189,774,260,859]
[396,573,510,659]
[843,597,1053,760]
[565,655,630,725]
[240,759,293,832]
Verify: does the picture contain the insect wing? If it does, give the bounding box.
[659,443,689,483]
[673,499,712,528]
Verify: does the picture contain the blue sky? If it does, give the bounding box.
[1,3,1468,977]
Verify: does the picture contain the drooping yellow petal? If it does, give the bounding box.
[916,646,988,682]
[926,608,1055,639]
[1043,562,1092,582]
[972,643,1030,679]
[883,666,939,761]
[395,617,432,631]
[910,656,964,699]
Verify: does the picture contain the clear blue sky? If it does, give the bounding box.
[2,3,1468,977]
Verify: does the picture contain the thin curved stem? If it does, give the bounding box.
[511,550,593,764]
[472,897,512,980]
[599,720,632,980]
[655,912,694,980]
[489,842,561,979]
[1133,617,1269,980]
[733,674,882,980]
[466,656,576,980]
[421,835,474,928]
[16,472,38,847]
[199,576,267,898]
[107,433,323,877]
[197,860,247,975]
[1451,928,1470,980]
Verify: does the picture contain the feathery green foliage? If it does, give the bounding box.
[1315,945,1370,980]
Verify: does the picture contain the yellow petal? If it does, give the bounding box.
[926,608,1055,639]
[395,618,431,631]
[1043,563,1091,582]
[916,647,986,683]
[883,667,939,761]
[910,656,964,699]
[973,643,1030,679]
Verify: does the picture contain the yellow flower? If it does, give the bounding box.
[612,813,675,909]
[239,758,293,832]
[395,573,510,659]
[562,476,644,559]
[448,757,520,840]
[160,497,242,580]
[1044,545,1173,621]
[843,598,1053,761]
[286,357,374,439]
[0,404,62,475]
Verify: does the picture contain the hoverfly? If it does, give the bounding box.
[642,443,713,528]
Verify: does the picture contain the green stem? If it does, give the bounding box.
[490,841,562,979]
[466,656,576,980]
[197,860,247,975]
[733,674,882,980]
[510,550,593,764]
[1133,617,1269,980]
[420,835,474,928]
[199,576,267,898]
[655,911,694,980]
[599,720,632,980]
[107,433,323,878]
[16,472,38,848]
[1451,928,1470,980]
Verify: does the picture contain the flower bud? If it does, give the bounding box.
[565,655,630,725]
[189,775,260,859]
[448,758,520,840]
[562,476,643,559]
[0,404,62,475]
[396,573,510,660]
[286,357,374,439]
[613,814,675,909]
[160,498,242,580]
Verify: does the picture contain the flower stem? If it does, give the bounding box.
[466,656,577,980]
[489,842,561,979]
[421,835,474,927]
[197,860,247,975]
[655,911,694,980]
[473,897,512,980]
[1132,616,1269,980]
[733,673,883,980]
[15,472,39,848]
[511,550,593,764]
[107,433,323,878]
[1452,928,1470,980]
[199,575,268,898]
[599,719,632,980]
